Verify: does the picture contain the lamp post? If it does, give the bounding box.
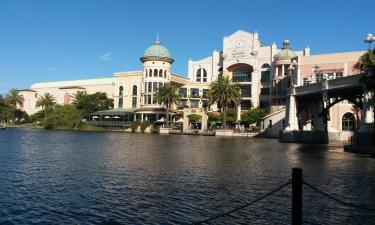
[364,33,375,51]
[312,63,320,83]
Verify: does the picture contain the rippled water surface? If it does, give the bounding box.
[0,128,375,224]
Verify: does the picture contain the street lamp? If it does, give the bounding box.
[364,33,375,51]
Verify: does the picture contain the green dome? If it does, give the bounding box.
[143,41,172,58]
[274,40,297,61]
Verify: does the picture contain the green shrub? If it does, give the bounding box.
[43,105,82,130]
[140,121,151,133]
[130,120,141,132]
[250,125,261,132]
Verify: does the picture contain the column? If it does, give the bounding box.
[314,100,325,131]
[285,88,299,131]
[359,90,374,132]
[281,65,285,76]
[237,105,241,121]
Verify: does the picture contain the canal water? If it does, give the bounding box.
[0,128,375,224]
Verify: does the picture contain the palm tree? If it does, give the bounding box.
[354,49,375,142]
[154,83,179,127]
[6,88,24,122]
[208,76,241,129]
[36,93,56,119]
[72,90,87,104]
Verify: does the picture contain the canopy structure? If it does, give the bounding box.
[88,108,135,127]
[176,117,184,123]
[156,117,165,122]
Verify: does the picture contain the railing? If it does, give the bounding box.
[87,120,131,127]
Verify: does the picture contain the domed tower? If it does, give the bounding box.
[140,37,174,107]
[272,40,297,107]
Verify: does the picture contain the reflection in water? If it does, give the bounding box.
[0,129,375,224]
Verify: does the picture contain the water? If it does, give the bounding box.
[0,128,375,225]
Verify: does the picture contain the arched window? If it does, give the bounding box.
[164,70,167,78]
[202,68,207,82]
[342,113,355,131]
[145,69,147,77]
[261,64,271,86]
[132,85,137,96]
[159,69,163,77]
[119,86,124,96]
[149,69,152,77]
[196,69,202,82]
[232,65,253,83]
[154,69,158,77]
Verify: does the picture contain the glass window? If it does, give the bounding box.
[148,82,152,92]
[190,88,199,98]
[132,97,137,108]
[154,69,158,77]
[303,78,309,86]
[153,82,158,92]
[260,87,270,95]
[196,69,201,82]
[164,70,167,78]
[118,97,123,108]
[119,86,124,96]
[336,72,343,78]
[232,67,252,82]
[159,69,163,77]
[190,100,199,108]
[202,89,208,98]
[342,113,355,131]
[261,64,271,86]
[202,68,207,82]
[179,88,187,97]
[132,85,137,96]
[241,100,252,110]
[149,69,152,77]
[316,73,324,83]
[241,86,251,97]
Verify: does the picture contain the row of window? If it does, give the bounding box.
[118,96,137,109]
[119,85,137,96]
[144,82,164,93]
[178,88,209,98]
[145,69,168,78]
[302,72,344,85]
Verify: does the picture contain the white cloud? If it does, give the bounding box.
[100,52,112,62]
[49,67,57,71]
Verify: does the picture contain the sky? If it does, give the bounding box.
[0,0,374,94]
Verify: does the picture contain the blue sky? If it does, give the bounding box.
[0,0,374,93]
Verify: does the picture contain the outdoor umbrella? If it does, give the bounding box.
[113,116,120,119]
[176,117,184,123]
[156,117,166,122]
[104,116,111,119]
[92,116,99,119]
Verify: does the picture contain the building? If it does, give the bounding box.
[19,29,365,139]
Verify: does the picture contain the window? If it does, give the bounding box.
[145,70,147,77]
[190,100,199,108]
[159,69,163,77]
[260,87,270,95]
[35,93,38,98]
[241,100,252,110]
[118,97,123,108]
[154,69,158,77]
[336,72,343,78]
[232,67,252,82]
[148,82,152,92]
[202,69,207,82]
[179,88,187,98]
[190,88,199,98]
[164,70,167,78]
[342,112,355,131]
[316,73,324,83]
[119,86,124,96]
[241,86,251,97]
[132,85,137,96]
[269,120,272,128]
[196,69,201,82]
[153,82,158,92]
[261,64,271,86]
[132,97,137,108]
[260,100,270,108]
[149,69,152,77]
[303,78,309,86]
[202,89,208,98]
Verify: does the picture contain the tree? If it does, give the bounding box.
[43,105,82,129]
[6,88,24,122]
[208,76,241,128]
[0,94,11,122]
[154,83,179,127]
[35,92,57,119]
[73,92,113,116]
[354,49,375,142]
[241,107,267,127]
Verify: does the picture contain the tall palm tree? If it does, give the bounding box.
[36,93,56,119]
[354,49,375,141]
[208,76,241,129]
[154,83,179,127]
[6,88,24,122]
[72,90,87,104]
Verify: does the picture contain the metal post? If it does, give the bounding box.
[292,167,302,225]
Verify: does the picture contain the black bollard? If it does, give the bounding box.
[292,168,302,225]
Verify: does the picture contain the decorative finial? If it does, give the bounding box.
[282,40,290,49]
[155,32,160,44]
